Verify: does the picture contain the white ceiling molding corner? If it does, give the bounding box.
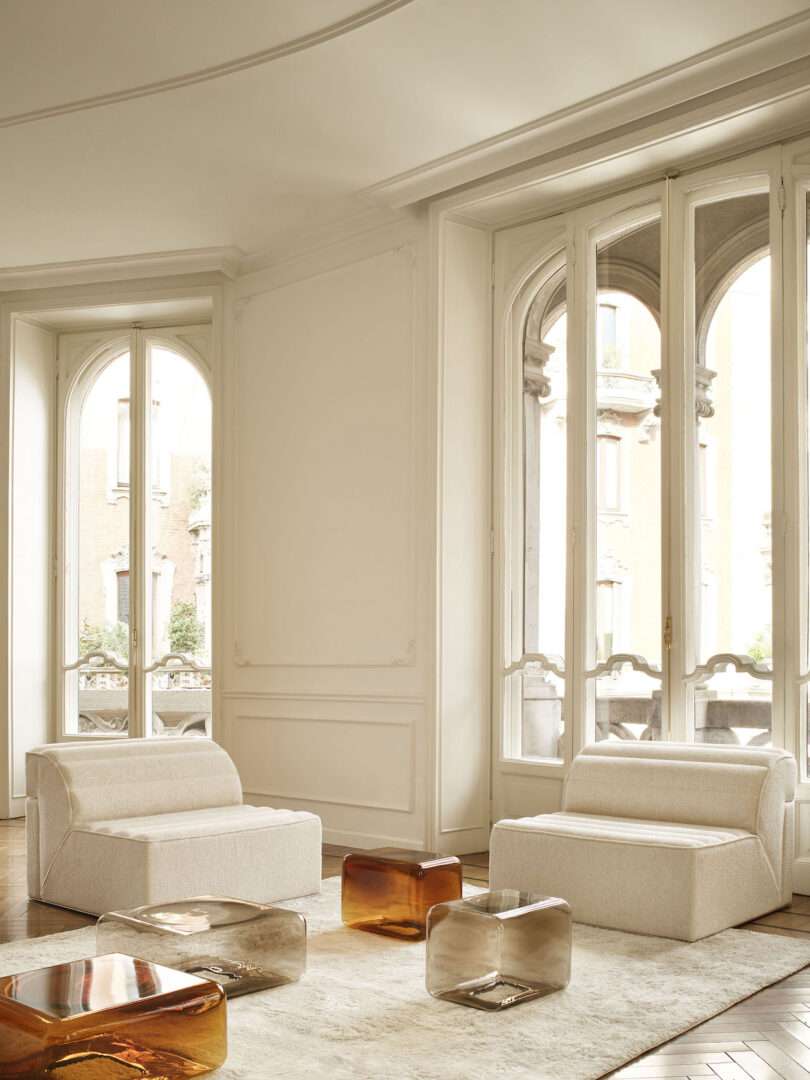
[365,9,810,209]
[237,203,413,279]
[0,246,243,294]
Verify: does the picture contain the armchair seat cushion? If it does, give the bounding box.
[491,811,775,941]
[86,804,311,842]
[496,811,752,849]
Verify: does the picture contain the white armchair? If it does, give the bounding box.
[490,742,796,940]
[26,738,322,916]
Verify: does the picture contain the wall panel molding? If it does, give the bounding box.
[222,689,424,705]
[231,243,419,670]
[228,710,417,814]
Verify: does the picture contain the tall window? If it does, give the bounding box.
[61,331,212,739]
[502,160,785,766]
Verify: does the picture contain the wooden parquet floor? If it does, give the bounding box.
[3,821,810,1078]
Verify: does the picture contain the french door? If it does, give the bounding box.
[496,145,787,773]
[57,326,213,739]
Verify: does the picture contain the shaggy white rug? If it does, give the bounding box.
[4,878,810,1080]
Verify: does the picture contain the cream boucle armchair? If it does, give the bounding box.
[26,737,322,915]
[490,741,796,940]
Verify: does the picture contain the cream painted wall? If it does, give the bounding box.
[10,319,54,813]
[221,221,435,849]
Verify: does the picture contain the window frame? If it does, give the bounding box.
[495,147,790,775]
[56,326,213,741]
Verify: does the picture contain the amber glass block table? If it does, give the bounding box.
[342,848,462,940]
[426,890,571,1010]
[97,896,306,998]
[0,952,226,1079]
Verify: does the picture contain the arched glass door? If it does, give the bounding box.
[60,328,212,738]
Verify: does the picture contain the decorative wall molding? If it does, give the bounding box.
[222,689,424,704]
[0,247,242,293]
[231,242,420,670]
[0,1,416,131]
[237,206,410,281]
[230,711,411,727]
[231,711,416,813]
[365,12,810,208]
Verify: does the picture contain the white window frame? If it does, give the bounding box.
[56,326,212,741]
[495,147,787,775]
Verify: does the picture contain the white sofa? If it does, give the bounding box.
[490,741,796,940]
[26,738,322,916]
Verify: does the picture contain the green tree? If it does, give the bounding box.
[168,600,205,655]
[79,618,129,660]
[747,629,772,663]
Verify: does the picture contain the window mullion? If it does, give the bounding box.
[782,159,807,768]
[771,155,788,752]
[566,219,594,753]
[665,177,691,741]
[129,330,150,739]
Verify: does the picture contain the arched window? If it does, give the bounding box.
[60,330,212,739]
[518,266,662,760]
[501,167,781,770]
[695,252,772,746]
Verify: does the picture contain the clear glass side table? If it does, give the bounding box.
[426,889,571,1010]
[97,895,306,997]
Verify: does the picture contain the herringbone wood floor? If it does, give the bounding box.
[3,820,810,1078]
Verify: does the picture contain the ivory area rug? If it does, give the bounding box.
[3,878,810,1080]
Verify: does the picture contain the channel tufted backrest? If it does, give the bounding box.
[563,741,796,881]
[27,738,242,824]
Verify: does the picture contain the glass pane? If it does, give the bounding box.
[592,218,662,740]
[595,663,661,741]
[694,191,771,743]
[696,666,772,746]
[73,351,131,735]
[519,665,564,761]
[148,346,212,737]
[521,263,566,760]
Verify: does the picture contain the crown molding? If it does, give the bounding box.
[237,203,412,279]
[364,9,810,208]
[0,0,415,130]
[0,246,243,293]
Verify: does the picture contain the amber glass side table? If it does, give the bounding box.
[342,848,463,940]
[0,952,226,1078]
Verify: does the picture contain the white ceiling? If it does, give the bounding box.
[2,0,809,273]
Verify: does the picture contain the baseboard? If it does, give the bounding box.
[434,826,491,857]
[792,854,810,896]
[322,827,426,850]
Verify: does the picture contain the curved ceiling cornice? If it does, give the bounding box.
[0,0,415,130]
